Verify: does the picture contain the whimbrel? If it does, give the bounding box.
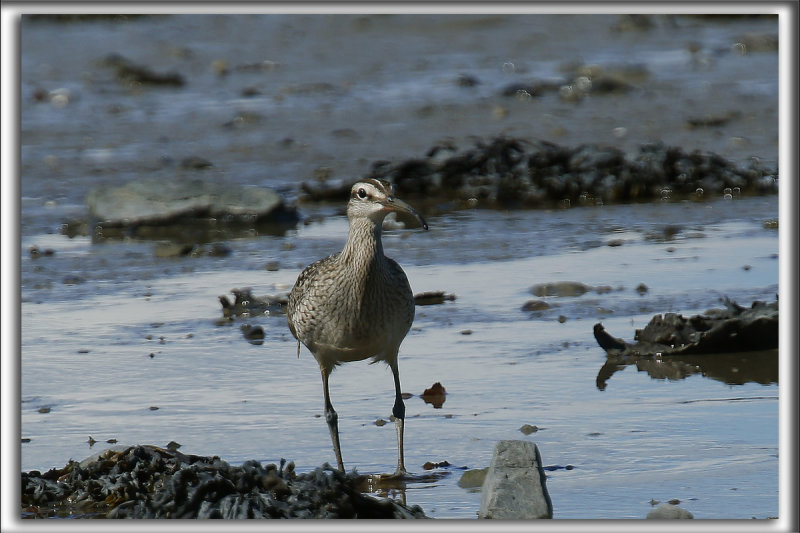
[287,179,428,476]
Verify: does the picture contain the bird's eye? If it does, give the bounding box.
[357,188,367,199]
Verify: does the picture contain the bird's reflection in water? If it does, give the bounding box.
[596,349,779,390]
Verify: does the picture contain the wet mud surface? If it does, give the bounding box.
[19,14,780,519]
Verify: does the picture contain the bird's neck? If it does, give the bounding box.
[340,216,385,270]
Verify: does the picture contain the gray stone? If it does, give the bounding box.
[457,468,488,489]
[646,503,694,519]
[479,440,553,519]
[87,178,289,226]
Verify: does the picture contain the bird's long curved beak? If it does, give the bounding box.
[383,196,428,231]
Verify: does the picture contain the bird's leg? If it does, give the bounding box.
[321,367,345,472]
[390,361,407,477]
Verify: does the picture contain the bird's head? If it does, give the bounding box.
[347,179,428,230]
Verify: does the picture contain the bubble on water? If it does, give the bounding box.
[502,62,516,74]
[723,187,732,197]
[559,198,571,209]
[733,187,741,197]
[732,42,747,56]
[695,187,704,198]
[612,127,627,139]
[660,188,672,201]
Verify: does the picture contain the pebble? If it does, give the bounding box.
[421,382,447,409]
[241,324,265,342]
[522,300,551,312]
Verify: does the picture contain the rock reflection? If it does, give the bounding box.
[596,349,778,390]
[355,469,449,508]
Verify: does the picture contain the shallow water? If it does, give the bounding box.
[20,196,780,519]
[18,14,780,519]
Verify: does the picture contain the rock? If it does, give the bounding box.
[21,445,427,519]
[531,282,590,297]
[240,324,265,343]
[89,178,291,226]
[421,382,446,408]
[414,291,456,306]
[592,324,627,352]
[646,504,694,519]
[219,288,287,318]
[86,179,298,241]
[338,136,779,209]
[29,245,55,258]
[522,300,551,312]
[479,440,553,519]
[458,468,488,489]
[422,460,451,470]
[686,111,741,129]
[101,54,185,87]
[734,32,779,53]
[207,243,232,257]
[594,298,779,390]
[154,242,195,258]
[179,156,213,170]
[593,298,778,356]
